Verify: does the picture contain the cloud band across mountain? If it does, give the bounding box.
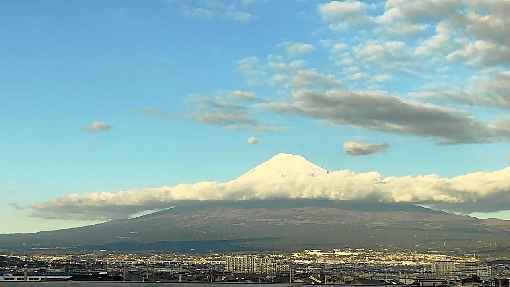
[30,154,510,220]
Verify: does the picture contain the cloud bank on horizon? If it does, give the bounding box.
[31,153,510,220]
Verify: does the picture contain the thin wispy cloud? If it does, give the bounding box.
[191,91,283,132]
[229,90,259,102]
[279,42,316,57]
[82,121,112,133]
[171,0,257,23]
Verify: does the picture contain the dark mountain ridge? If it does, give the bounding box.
[1,199,509,254]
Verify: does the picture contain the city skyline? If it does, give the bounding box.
[2,0,510,233]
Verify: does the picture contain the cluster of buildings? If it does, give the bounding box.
[225,254,288,275]
[432,260,491,280]
[0,249,509,285]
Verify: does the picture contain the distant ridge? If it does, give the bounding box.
[1,199,510,255]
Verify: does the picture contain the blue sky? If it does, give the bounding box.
[2,0,510,233]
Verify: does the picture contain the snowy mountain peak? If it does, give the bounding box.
[237,153,328,181]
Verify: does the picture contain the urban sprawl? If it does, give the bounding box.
[1,249,509,286]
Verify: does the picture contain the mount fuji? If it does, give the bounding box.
[1,154,510,254]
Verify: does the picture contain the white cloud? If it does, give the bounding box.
[354,41,411,65]
[83,121,111,133]
[30,153,510,220]
[316,0,510,69]
[380,0,462,23]
[318,0,371,30]
[381,22,428,36]
[415,21,454,55]
[463,1,510,46]
[238,56,260,72]
[319,0,367,20]
[291,69,342,90]
[280,42,316,57]
[343,140,389,156]
[238,55,341,92]
[351,41,422,75]
[247,136,259,145]
[447,40,510,67]
[410,1,510,67]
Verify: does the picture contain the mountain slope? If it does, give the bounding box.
[1,199,510,254]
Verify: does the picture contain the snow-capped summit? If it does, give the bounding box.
[237,153,327,182]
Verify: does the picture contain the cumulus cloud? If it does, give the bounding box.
[317,0,510,68]
[247,136,259,145]
[83,121,112,133]
[261,89,510,144]
[354,41,413,68]
[291,69,342,90]
[408,0,510,67]
[233,1,510,142]
[30,153,510,220]
[238,54,343,92]
[279,42,316,57]
[343,141,389,156]
[381,22,428,37]
[379,0,462,23]
[447,40,510,67]
[417,71,510,109]
[318,0,370,30]
[460,1,510,47]
[415,21,455,55]
[319,1,367,20]
[333,41,428,81]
